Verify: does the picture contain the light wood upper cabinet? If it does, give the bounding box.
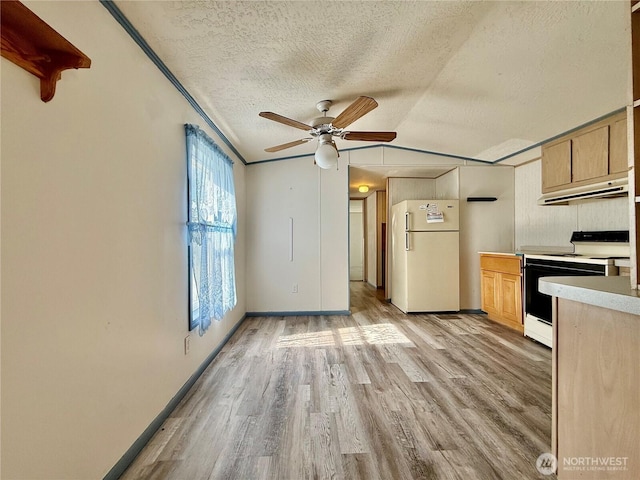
[541,112,627,193]
[542,140,572,190]
[609,115,628,175]
[571,125,609,182]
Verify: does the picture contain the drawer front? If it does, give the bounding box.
[480,255,522,275]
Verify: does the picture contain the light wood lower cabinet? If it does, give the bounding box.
[499,273,521,324]
[480,254,523,332]
[553,299,640,479]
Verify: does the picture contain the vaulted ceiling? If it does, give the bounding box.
[114,1,629,165]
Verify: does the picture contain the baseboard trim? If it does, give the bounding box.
[460,309,485,314]
[103,314,247,480]
[245,310,351,317]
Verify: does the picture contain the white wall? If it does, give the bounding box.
[246,157,348,312]
[459,166,515,310]
[376,191,387,288]
[387,177,437,207]
[347,146,466,167]
[0,2,246,479]
[320,161,350,311]
[435,168,460,199]
[366,192,377,287]
[515,159,629,248]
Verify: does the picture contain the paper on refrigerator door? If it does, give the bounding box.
[420,203,444,223]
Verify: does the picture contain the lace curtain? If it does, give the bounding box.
[185,124,237,335]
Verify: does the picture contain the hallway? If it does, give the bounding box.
[121,282,553,479]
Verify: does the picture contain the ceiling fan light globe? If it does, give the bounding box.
[315,143,338,169]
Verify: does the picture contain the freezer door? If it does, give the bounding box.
[405,231,460,312]
[404,200,459,231]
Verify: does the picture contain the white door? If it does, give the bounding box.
[349,201,364,281]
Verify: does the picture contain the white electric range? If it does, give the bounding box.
[523,231,630,348]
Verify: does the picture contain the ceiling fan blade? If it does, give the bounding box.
[264,138,312,152]
[259,112,312,131]
[342,131,397,142]
[331,96,378,129]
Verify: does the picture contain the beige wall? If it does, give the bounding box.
[0,2,246,479]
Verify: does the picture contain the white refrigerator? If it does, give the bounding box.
[391,199,460,313]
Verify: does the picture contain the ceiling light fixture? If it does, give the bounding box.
[358,185,369,193]
[314,134,338,169]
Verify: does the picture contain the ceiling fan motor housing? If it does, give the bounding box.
[310,116,336,132]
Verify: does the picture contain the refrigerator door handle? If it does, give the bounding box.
[405,232,410,251]
[405,212,410,231]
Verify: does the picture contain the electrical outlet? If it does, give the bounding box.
[292,283,298,293]
[184,335,190,355]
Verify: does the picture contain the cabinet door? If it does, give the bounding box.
[556,299,640,479]
[500,273,522,325]
[609,116,628,174]
[542,140,572,192]
[572,125,609,182]
[481,270,499,316]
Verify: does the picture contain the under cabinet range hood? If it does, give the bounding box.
[538,178,628,205]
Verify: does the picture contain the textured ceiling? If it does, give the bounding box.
[115,0,629,165]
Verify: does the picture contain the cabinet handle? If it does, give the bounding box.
[405,212,410,231]
[405,232,410,251]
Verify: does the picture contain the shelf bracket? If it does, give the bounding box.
[1,1,91,102]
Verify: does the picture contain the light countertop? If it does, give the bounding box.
[478,251,518,256]
[615,258,631,268]
[518,245,573,255]
[539,276,640,316]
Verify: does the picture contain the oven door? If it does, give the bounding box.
[524,261,604,324]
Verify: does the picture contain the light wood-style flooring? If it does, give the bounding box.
[120,282,554,479]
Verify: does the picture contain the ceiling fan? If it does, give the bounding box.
[259,96,397,169]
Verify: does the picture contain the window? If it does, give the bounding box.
[185,124,237,335]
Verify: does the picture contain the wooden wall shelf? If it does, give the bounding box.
[466,197,498,202]
[0,0,91,102]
